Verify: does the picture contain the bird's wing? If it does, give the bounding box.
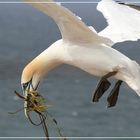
[118,2,140,11]
[97,0,140,45]
[24,0,112,45]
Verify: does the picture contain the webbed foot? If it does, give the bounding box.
[93,79,111,102]
[107,80,123,108]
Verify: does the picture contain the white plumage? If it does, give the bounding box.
[21,0,140,110]
[98,0,140,44]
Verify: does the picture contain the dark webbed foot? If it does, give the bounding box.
[107,80,123,108]
[92,71,117,103]
[93,79,111,102]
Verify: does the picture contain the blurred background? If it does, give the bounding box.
[0,0,140,138]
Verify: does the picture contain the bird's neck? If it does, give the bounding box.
[34,43,63,77]
[23,40,64,89]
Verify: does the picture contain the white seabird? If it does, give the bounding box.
[21,0,140,110]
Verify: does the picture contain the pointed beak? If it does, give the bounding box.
[22,90,28,118]
[21,86,29,118]
[21,80,40,118]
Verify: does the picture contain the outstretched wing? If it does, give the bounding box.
[97,0,140,45]
[118,2,140,11]
[24,0,111,45]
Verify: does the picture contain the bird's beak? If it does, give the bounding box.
[22,89,28,118]
[21,80,40,118]
[22,85,28,118]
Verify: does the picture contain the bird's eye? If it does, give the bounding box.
[22,82,30,91]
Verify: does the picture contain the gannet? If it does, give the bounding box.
[21,0,140,112]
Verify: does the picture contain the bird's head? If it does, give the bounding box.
[21,62,42,117]
[21,61,41,95]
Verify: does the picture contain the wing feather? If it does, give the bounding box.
[24,0,111,45]
[98,0,140,45]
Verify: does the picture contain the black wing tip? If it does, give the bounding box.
[116,1,125,5]
[117,1,140,11]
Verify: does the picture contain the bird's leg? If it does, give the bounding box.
[107,80,123,108]
[92,71,117,102]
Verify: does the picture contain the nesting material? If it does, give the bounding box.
[10,90,66,140]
